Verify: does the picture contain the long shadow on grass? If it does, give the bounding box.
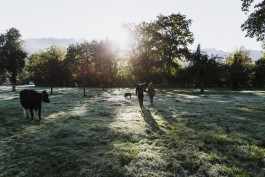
[141,108,165,135]
[0,87,144,177]
[154,89,265,176]
[1,87,265,177]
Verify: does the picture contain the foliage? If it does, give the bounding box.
[65,41,96,96]
[241,0,265,41]
[127,13,194,86]
[115,55,135,87]
[65,40,118,95]
[89,40,118,88]
[0,35,7,75]
[254,57,265,86]
[0,28,27,91]
[188,44,222,93]
[262,41,265,57]
[26,46,70,90]
[154,14,194,75]
[226,47,254,89]
[127,22,160,83]
[1,19,265,89]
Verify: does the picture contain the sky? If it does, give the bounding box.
[0,0,263,51]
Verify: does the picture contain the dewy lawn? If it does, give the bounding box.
[0,86,264,177]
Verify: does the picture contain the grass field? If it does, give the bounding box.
[0,86,264,177]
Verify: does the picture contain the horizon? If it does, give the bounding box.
[1,0,263,51]
[23,37,263,54]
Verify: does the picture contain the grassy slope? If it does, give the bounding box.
[0,86,264,177]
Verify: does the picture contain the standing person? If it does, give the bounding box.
[147,82,155,106]
[136,82,146,108]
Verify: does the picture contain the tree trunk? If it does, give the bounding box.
[200,81,204,94]
[11,74,16,92]
[50,86,53,94]
[12,84,16,92]
[83,86,86,97]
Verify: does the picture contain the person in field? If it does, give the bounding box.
[147,82,155,106]
[136,82,147,108]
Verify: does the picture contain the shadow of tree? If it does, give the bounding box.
[0,87,132,177]
[153,89,265,176]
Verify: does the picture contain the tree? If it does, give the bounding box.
[0,35,7,76]
[26,46,68,93]
[89,40,118,89]
[241,0,265,41]
[127,22,159,83]
[127,13,194,85]
[0,28,27,91]
[65,41,98,96]
[25,53,42,84]
[262,41,265,56]
[42,46,67,94]
[254,56,265,87]
[129,51,157,82]
[226,47,254,89]
[154,14,194,79]
[189,44,221,93]
[254,42,265,86]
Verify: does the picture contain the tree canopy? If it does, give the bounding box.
[0,28,27,91]
[241,0,265,41]
[26,45,68,93]
[226,47,254,89]
[1,10,265,92]
[188,45,221,93]
[127,13,194,85]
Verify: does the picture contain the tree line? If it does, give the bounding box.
[1,1,265,94]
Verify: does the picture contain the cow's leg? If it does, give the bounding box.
[24,109,29,118]
[38,107,41,121]
[30,108,34,121]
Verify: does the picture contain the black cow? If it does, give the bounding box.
[20,89,50,121]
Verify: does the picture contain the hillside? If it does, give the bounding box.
[23,38,263,61]
[23,38,85,54]
[203,48,262,61]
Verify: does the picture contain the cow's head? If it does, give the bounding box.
[42,90,50,103]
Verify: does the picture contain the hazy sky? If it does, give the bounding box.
[0,0,263,51]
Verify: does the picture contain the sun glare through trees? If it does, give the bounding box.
[1,1,265,177]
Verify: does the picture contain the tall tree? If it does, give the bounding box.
[154,14,194,78]
[42,46,66,94]
[254,59,265,87]
[0,28,27,91]
[254,55,265,87]
[127,22,159,83]
[0,34,7,75]
[189,44,221,93]
[26,46,69,92]
[226,47,254,89]
[26,53,43,84]
[89,40,118,89]
[127,13,194,85]
[262,41,265,56]
[241,0,265,41]
[65,42,97,96]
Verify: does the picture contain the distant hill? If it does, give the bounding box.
[23,38,85,54]
[203,48,262,62]
[23,38,263,61]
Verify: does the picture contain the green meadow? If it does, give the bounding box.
[0,86,264,177]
